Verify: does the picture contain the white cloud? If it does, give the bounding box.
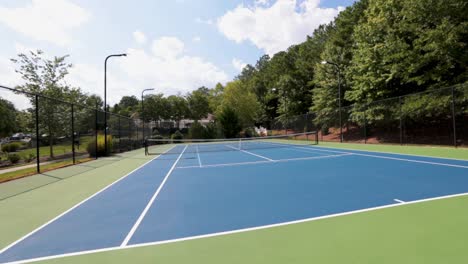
[0,0,90,46]
[255,0,271,7]
[133,30,147,45]
[152,37,185,59]
[0,58,31,110]
[232,58,247,72]
[195,17,213,25]
[192,36,201,43]
[118,36,228,96]
[217,0,344,56]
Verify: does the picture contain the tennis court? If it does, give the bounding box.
[0,135,467,263]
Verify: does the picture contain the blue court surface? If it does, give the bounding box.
[1,142,467,263]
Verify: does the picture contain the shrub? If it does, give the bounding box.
[8,153,21,164]
[1,142,21,153]
[188,121,206,139]
[204,122,221,139]
[149,134,166,144]
[244,127,259,138]
[86,134,113,157]
[25,153,36,163]
[218,107,241,138]
[171,130,184,143]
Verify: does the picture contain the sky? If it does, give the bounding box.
[0,0,355,109]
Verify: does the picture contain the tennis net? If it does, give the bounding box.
[145,131,318,155]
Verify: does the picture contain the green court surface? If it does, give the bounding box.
[0,143,467,264]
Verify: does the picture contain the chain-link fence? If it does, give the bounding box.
[310,84,467,147]
[0,85,144,180]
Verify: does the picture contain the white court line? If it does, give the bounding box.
[0,145,177,256]
[394,199,405,204]
[121,145,188,247]
[293,146,468,169]
[196,145,202,168]
[6,192,468,264]
[314,145,468,162]
[226,145,274,162]
[177,153,352,169]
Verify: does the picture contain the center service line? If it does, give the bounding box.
[120,145,188,247]
[225,145,274,161]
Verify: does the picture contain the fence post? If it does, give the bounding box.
[399,96,403,145]
[95,109,98,160]
[118,115,121,153]
[364,105,367,144]
[35,95,40,173]
[451,86,457,147]
[71,104,75,164]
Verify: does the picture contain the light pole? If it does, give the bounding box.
[104,53,126,155]
[321,60,343,143]
[141,88,155,140]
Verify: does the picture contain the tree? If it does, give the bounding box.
[141,94,170,122]
[11,50,81,158]
[187,87,211,120]
[217,80,262,128]
[0,98,17,137]
[217,106,241,138]
[208,83,224,113]
[167,95,189,128]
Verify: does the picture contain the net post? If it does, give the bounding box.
[239,138,242,150]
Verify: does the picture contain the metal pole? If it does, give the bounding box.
[141,88,155,140]
[95,108,98,159]
[35,95,40,173]
[71,104,75,164]
[141,93,144,140]
[364,105,367,144]
[337,67,342,143]
[399,96,403,145]
[118,115,121,153]
[104,57,108,156]
[104,53,126,156]
[451,86,457,147]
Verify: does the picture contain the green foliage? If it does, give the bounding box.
[86,134,113,157]
[1,143,21,153]
[204,122,222,139]
[7,153,21,164]
[24,153,36,163]
[188,121,206,139]
[141,93,171,122]
[167,95,189,126]
[218,106,241,138]
[11,50,90,158]
[187,87,211,120]
[216,80,262,128]
[171,130,184,143]
[243,127,259,138]
[0,97,18,137]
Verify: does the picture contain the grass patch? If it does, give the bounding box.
[14,136,93,159]
[0,158,93,183]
